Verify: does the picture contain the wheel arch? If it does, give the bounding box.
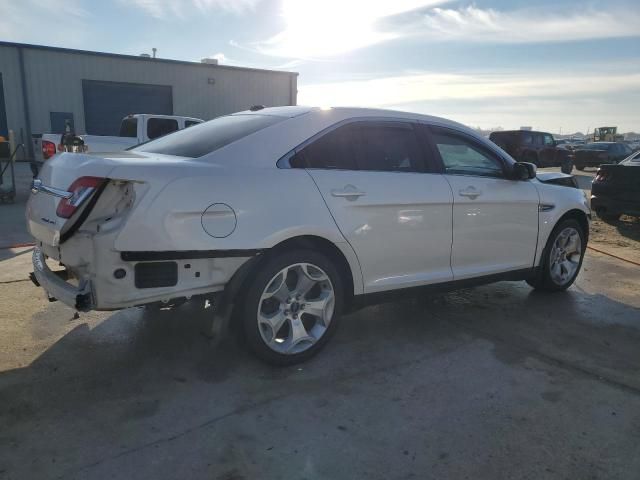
[557,208,590,243]
[224,234,361,313]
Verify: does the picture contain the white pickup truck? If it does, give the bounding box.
[33,113,203,164]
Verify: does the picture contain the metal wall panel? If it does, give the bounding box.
[82,80,172,135]
[21,47,296,135]
[0,74,8,137]
[0,46,27,151]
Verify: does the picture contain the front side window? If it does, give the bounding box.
[544,134,554,146]
[294,124,357,170]
[432,129,504,178]
[356,122,422,172]
[147,118,179,140]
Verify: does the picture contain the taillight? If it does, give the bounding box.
[42,140,57,160]
[56,177,105,219]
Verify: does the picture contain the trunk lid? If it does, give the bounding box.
[26,153,117,246]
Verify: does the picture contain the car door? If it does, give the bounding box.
[427,126,539,280]
[297,120,454,293]
[540,133,557,166]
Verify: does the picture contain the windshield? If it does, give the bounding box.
[621,151,640,165]
[133,114,285,158]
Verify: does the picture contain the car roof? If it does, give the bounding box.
[233,105,470,130]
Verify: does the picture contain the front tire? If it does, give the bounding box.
[527,219,586,291]
[240,249,344,365]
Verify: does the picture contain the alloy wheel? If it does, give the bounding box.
[257,263,335,355]
[549,227,582,286]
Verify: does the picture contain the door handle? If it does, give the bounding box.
[331,185,366,198]
[458,187,482,199]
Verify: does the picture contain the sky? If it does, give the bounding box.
[1,0,639,132]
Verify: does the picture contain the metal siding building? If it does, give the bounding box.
[0,41,297,157]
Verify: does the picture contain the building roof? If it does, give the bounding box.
[0,40,297,77]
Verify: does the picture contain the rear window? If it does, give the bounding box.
[119,118,138,138]
[134,114,284,158]
[147,118,179,140]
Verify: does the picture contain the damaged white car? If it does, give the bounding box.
[27,106,590,364]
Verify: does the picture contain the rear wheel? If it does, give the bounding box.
[241,250,344,365]
[575,164,585,171]
[527,219,586,291]
[560,158,574,174]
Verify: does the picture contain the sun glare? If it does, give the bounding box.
[260,0,440,58]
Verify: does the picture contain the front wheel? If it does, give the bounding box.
[527,219,586,291]
[241,250,344,365]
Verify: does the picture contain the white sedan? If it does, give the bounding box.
[27,106,590,364]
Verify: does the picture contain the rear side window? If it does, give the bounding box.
[147,118,179,140]
[356,122,422,172]
[522,133,533,145]
[119,118,138,138]
[295,124,357,170]
[134,114,284,158]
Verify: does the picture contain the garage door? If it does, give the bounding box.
[82,80,173,135]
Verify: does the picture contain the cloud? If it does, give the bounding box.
[298,69,640,110]
[249,0,445,58]
[417,6,640,43]
[248,2,640,59]
[0,0,89,46]
[125,0,261,19]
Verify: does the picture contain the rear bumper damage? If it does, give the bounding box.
[31,247,94,311]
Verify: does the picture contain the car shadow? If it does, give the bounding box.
[0,280,639,478]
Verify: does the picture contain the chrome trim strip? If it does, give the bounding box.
[31,179,73,199]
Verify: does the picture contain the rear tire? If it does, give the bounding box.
[240,249,344,365]
[560,159,573,174]
[527,219,586,292]
[576,165,585,171]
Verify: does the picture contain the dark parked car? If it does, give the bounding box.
[489,130,573,173]
[574,142,633,171]
[591,150,640,221]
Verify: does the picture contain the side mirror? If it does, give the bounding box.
[512,161,536,180]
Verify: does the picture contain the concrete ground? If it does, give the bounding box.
[1,163,639,479]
